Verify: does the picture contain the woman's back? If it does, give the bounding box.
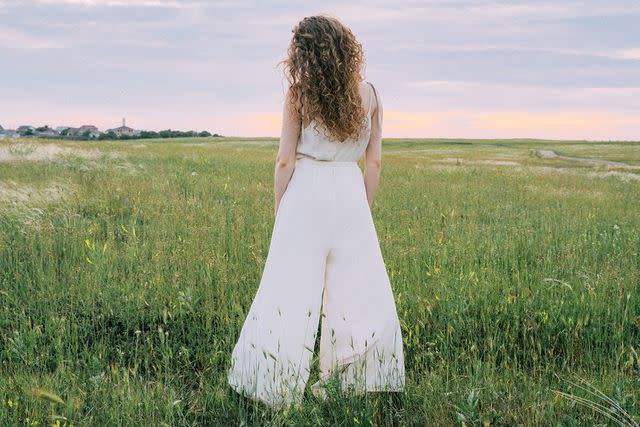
[296,81,379,162]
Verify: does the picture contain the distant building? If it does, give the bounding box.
[68,125,101,138]
[107,118,139,137]
[17,125,35,135]
[0,129,19,139]
[55,126,70,133]
[78,125,100,138]
[0,124,3,130]
[37,129,60,137]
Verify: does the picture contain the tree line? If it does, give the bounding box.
[98,130,221,140]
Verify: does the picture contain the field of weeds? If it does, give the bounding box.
[1,137,639,426]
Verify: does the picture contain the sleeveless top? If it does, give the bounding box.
[296,81,379,162]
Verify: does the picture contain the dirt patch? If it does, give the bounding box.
[422,164,460,172]
[387,149,469,156]
[480,160,520,166]
[587,171,640,182]
[512,165,639,183]
[524,184,603,198]
[533,150,630,167]
[440,158,521,166]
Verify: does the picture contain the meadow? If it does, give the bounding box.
[0,136,639,426]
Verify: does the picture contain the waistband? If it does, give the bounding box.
[295,157,358,167]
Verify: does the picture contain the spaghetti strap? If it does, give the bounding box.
[367,81,380,129]
[367,81,379,118]
[368,82,378,105]
[366,82,373,116]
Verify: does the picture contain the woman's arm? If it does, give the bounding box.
[364,83,383,208]
[274,88,301,215]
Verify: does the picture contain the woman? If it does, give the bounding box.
[228,15,405,408]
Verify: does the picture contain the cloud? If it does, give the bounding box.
[230,110,640,140]
[468,111,640,140]
[404,80,640,113]
[1,0,639,138]
[0,27,65,48]
[2,97,638,140]
[386,43,640,62]
[329,1,640,24]
[32,0,189,7]
[614,48,640,60]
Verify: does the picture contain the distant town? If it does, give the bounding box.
[0,118,221,140]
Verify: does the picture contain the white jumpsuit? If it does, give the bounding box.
[228,82,405,407]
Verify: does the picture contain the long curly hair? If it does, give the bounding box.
[278,15,367,143]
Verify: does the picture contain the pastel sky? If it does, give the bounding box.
[1,0,639,140]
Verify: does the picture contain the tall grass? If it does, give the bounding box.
[1,137,638,425]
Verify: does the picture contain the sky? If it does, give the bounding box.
[1,0,639,140]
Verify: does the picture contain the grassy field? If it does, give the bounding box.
[1,136,639,426]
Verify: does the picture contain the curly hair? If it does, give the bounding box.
[278,15,367,143]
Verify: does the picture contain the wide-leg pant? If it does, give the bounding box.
[228,157,405,407]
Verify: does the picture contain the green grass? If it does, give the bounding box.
[1,137,639,426]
